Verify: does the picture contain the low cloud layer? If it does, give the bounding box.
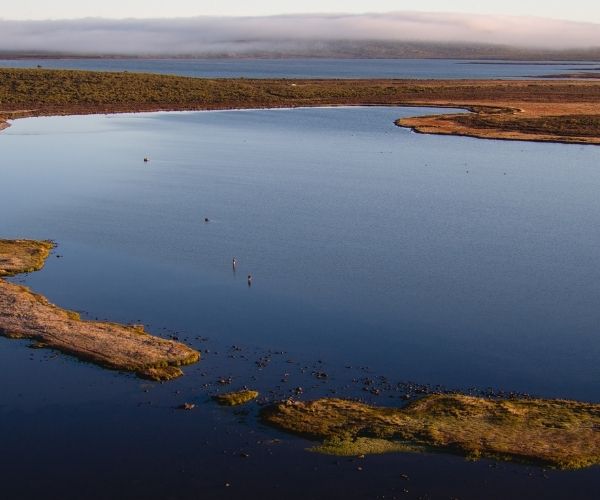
[1,12,600,55]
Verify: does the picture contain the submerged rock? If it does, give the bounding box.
[179,403,196,411]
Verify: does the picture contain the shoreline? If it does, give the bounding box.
[0,102,600,146]
[1,69,600,145]
[2,102,597,147]
[0,239,200,380]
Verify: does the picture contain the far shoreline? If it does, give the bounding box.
[1,69,599,145]
[2,100,599,147]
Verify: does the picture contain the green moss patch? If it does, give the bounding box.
[214,390,259,406]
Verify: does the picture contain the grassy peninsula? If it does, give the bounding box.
[261,395,600,470]
[0,239,200,380]
[1,68,600,144]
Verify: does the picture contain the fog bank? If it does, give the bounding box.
[1,12,600,55]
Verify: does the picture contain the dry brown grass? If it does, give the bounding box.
[397,101,600,145]
[1,69,600,144]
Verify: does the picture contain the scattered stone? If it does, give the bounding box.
[178,402,196,411]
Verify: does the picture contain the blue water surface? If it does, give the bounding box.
[1,107,599,401]
[2,107,600,500]
[0,57,598,78]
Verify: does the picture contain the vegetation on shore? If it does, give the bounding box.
[1,68,600,144]
[452,113,600,138]
[0,239,200,380]
[0,239,54,277]
[261,395,600,470]
[214,390,260,406]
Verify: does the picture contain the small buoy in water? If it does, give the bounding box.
[204,217,210,223]
[143,157,149,162]
[232,257,237,269]
[247,274,253,286]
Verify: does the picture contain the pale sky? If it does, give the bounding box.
[1,0,597,23]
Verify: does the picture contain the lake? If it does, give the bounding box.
[1,57,599,78]
[1,107,599,499]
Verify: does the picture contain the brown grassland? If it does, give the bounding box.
[0,68,599,144]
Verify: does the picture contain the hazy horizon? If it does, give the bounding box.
[1,0,597,24]
[1,12,600,57]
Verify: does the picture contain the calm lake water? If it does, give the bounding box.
[1,107,599,499]
[1,57,599,78]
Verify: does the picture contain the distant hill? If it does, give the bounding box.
[1,41,600,61]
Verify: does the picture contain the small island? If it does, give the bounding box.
[261,394,600,470]
[213,389,260,406]
[0,239,200,380]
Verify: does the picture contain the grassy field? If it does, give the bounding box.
[1,68,600,143]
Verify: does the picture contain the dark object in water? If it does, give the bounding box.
[247,274,253,286]
[143,157,149,162]
[204,217,210,222]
